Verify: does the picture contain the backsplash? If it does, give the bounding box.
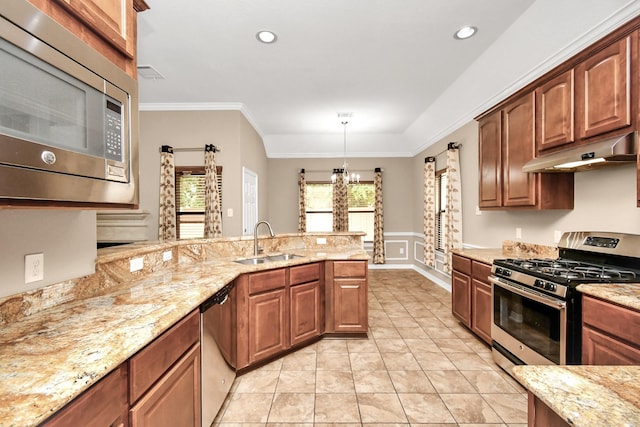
[0,232,365,325]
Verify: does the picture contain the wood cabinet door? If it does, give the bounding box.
[502,92,537,207]
[471,261,492,345]
[576,36,631,139]
[248,288,288,363]
[290,280,321,346]
[130,344,201,427]
[451,270,471,328]
[42,364,128,427]
[582,326,640,365]
[536,70,575,152]
[478,110,502,208]
[333,278,368,332]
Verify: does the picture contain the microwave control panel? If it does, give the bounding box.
[105,99,123,161]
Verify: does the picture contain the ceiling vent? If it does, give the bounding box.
[337,112,353,119]
[137,65,165,80]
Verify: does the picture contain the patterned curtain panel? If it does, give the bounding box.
[373,168,385,264]
[298,169,307,233]
[204,144,223,238]
[423,157,436,267]
[332,169,349,232]
[158,145,176,241]
[444,143,463,274]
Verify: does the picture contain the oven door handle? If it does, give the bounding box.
[489,276,567,309]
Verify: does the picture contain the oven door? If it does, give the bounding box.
[490,276,567,368]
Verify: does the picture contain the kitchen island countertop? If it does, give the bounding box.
[513,365,640,426]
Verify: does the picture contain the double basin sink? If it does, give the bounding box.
[233,253,304,265]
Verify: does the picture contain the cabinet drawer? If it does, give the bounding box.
[129,310,200,403]
[290,263,320,285]
[472,261,491,282]
[333,261,366,278]
[582,296,640,347]
[247,268,286,294]
[452,255,471,275]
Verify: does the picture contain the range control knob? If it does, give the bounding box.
[534,279,544,288]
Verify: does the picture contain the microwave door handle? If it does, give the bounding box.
[489,276,566,310]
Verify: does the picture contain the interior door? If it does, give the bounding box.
[242,167,258,235]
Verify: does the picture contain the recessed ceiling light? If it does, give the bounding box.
[256,30,277,44]
[454,26,477,40]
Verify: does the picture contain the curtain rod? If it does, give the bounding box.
[424,142,461,162]
[158,145,222,153]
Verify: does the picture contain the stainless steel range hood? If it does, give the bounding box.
[522,132,637,173]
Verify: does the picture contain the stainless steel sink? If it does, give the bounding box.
[233,253,303,265]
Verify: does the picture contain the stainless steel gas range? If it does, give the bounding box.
[489,231,640,372]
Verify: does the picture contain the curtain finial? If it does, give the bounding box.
[447,142,460,150]
[425,156,436,163]
[374,167,382,172]
[160,145,173,153]
[300,168,305,173]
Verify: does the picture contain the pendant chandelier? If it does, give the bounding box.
[331,121,360,184]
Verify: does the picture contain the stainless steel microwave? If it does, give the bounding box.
[0,0,138,208]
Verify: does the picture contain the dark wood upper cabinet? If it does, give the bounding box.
[478,111,502,208]
[576,36,632,140]
[502,93,538,207]
[536,70,575,153]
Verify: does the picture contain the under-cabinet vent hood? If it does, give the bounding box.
[522,132,638,173]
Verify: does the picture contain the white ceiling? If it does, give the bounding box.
[136,0,640,158]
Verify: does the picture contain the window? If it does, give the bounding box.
[175,166,222,239]
[435,169,448,251]
[305,181,375,241]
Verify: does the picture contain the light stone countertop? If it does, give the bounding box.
[577,282,640,312]
[0,241,368,427]
[513,365,640,426]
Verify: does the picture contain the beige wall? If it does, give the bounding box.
[139,110,267,239]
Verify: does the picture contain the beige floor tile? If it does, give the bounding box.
[219,393,273,423]
[381,351,422,371]
[446,352,496,371]
[397,326,430,339]
[267,392,314,423]
[346,337,379,352]
[316,351,351,370]
[460,370,519,393]
[358,393,408,423]
[316,338,348,353]
[440,393,503,424]
[370,326,403,339]
[414,351,457,371]
[315,369,355,393]
[391,317,421,328]
[352,369,395,393]
[482,393,528,424]
[426,370,477,393]
[234,369,280,393]
[433,338,475,353]
[397,393,456,424]
[375,338,409,353]
[349,351,386,371]
[387,370,436,393]
[280,350,317,371]
[314,393,361,423]
[275,370,315,393]
[404,337,442,353]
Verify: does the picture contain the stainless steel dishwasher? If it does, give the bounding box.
[201,282,236,427]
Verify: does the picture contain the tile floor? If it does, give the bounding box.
[213,269,528,426]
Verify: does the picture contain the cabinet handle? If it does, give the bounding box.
[340,285,360,289]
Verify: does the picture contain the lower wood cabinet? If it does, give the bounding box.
[42,309,201,427]
[527,392,570,427]
[129,309,201,427]
[452,254,492,345]
[290,263,323,345]
[41,363,129,427]
[582,295,640,365]
[326,260,368,333]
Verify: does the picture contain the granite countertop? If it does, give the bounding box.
[0,243,368,427]
[577,283,640,311]
[451,240,559,265]
[513,365,640,426]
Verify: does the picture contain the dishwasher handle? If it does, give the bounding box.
[200,282,234,312]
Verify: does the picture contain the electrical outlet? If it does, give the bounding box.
[227,208,233,217]
[25,253,44,283]
[130,257,144,272]
[515,228,522,239]
[316,237,327,245]
[399,247,405,255]
[162,251,172,262]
